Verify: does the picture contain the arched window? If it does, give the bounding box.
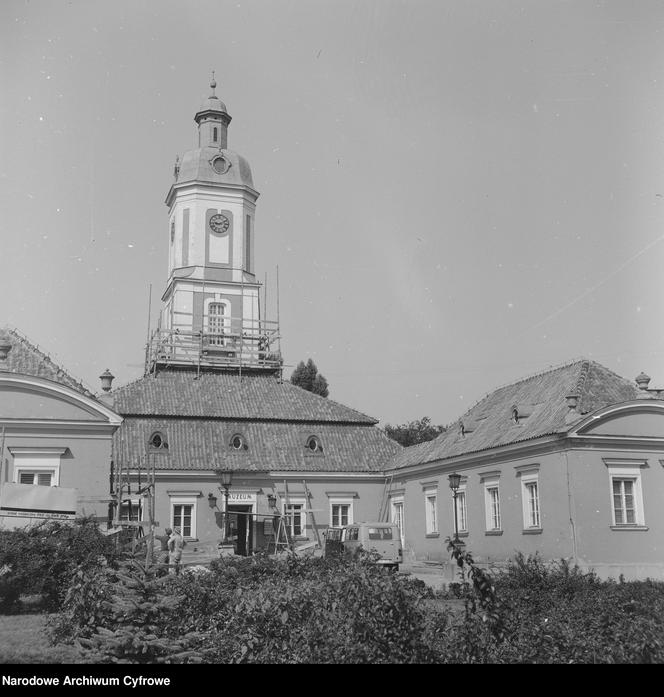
[213,126,218,143]
[207,302,227,346]
[230,434,247,451]
[149,432,168,450]
[305,436,323,454]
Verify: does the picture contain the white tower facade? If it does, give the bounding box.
[148,78,280,374]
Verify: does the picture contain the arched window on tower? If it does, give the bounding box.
[207,302,227,346]
[213,126,218,143]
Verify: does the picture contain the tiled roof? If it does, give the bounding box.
[0,327,95,398]
[114,418,401,473]
[111,370,377,424]
[390,360,640,470]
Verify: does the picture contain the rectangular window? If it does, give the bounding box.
[331,503,350,527]
[612,479,636,525]
[525,481,540,527]
[207,302,227,346]
[424,488,438,534]
[11,449,64,487]
[329,497,353,528]
[173,504,193,538]
[285,503,305,537]
[456,490,468,532]
[519,471,541,530]
[120,499,142,523]
[170,496,197,539]
[19,471,55,486]
[605,460,646,528]
[485,485,501,531]
[391,498,405,545]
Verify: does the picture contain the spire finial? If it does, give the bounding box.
[210,70,217,96]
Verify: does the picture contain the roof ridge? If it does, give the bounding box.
[3,326,96,397]
[284,380,377,424]
[110,371,151,394]
[455,357,592,421]
[571,359,591,396]
[584,359,640,386]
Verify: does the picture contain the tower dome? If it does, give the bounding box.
[193,73,232,149]
[194,76,229,121]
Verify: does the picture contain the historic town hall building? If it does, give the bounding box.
[102,78,400,559]
[2,78,663,580]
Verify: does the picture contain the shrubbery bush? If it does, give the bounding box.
[46,538,664,663]
[51,553,442,664]
[436,547,664,663]
[0,518,121,612]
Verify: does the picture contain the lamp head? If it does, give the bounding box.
[448,472,461,491]
[216,469,233,489]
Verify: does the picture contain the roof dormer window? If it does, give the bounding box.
[230,434,247,451]
[149,432,168,451]
[306,436,323,454]
[511,407,519,425]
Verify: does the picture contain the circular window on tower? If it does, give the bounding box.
[211,155,231,175]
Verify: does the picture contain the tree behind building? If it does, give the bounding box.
[290,358,329,398]
[384,417,445,447]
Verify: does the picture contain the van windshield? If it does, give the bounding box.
[368,528,393,540]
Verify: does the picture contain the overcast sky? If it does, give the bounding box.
[2,0,664,427]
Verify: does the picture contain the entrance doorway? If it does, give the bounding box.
[228,505,253,556]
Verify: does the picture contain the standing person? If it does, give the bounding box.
[155,527,172,575]
[168,526,184,575]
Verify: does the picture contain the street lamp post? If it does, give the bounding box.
[219,470,233,544]
[448,473,461,543]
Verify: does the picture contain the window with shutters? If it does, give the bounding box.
[19,471,55,486]
[10,449,64,487]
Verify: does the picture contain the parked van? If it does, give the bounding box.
[340,522,403,570]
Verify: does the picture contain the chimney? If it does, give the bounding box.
[0,338,12,371]
[635,372,653,399]
[97,369,115,409]
[565,394,579,410]
[564,394,580,424]
[99,369,115,392]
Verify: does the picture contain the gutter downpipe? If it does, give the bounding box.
[564,448,579,566]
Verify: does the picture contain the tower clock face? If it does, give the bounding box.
[209,213,230,234]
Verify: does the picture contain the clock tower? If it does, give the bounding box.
[147,76,280,375]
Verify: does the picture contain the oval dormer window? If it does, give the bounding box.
[149,432,168,450]
[230,434,246,451]
[306,436,323,454]
[212,155,231,175]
